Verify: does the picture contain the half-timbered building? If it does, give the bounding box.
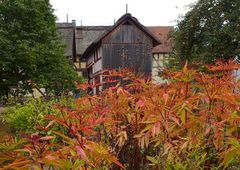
[57,13,174,93]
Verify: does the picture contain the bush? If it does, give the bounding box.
[3,99,59,134]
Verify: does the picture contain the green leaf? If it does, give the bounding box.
[51,131,74,145]
[146,156,158,165]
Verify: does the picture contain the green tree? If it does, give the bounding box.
[173,0,240,64]
[0,0,80,99]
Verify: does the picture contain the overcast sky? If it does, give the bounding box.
[50,0,197,26]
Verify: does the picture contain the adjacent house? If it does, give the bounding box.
[148,26,174,82]
[58,22,110,77]
[57,13,174,90]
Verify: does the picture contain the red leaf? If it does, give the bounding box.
[136,99,145,109]
[205,127,211,136]
[76,146,88,161]
[171,116,180,126]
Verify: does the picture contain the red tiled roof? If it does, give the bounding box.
[147,26,174,54]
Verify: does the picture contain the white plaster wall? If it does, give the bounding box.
[152,53,168,83]
[93,58,102,74]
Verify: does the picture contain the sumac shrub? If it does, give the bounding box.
[0,61,239,169]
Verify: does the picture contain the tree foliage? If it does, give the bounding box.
[1,61,240,169]
[0,0,80,98]
[173,0,240,64]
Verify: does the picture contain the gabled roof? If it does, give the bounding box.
[81,13,161,59]
[75,26,110,55]
[148,26,174,54]
[57,23,74,56]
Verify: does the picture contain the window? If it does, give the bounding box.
[94,51,97,62]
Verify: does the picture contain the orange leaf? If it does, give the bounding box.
[46,120,56,129]
[183,61,188,73]
[163,93,169,105]
[39,136,55,141]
